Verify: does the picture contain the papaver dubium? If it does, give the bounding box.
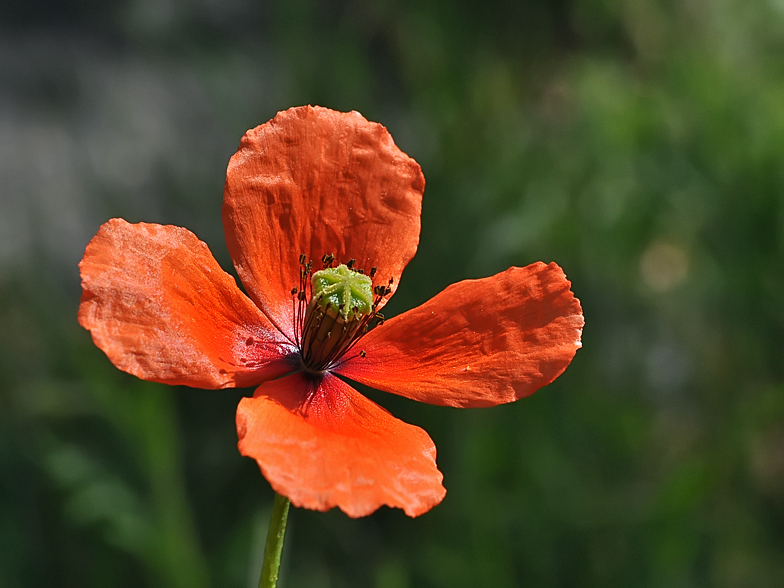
[79,106,584,518]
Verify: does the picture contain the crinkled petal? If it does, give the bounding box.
[79,219,295,388]
[336,262,584,407]
[236,371,445,517]
[223,105,424,339]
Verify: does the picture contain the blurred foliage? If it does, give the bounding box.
[2,0,784,586]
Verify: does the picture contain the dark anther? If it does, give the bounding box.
[299,253,307,265]
[374,285,385,296]
[388,277,394,285]
[385,287,392,295]
[360,350,367,358]
[298,291,306,301]
[291,287,298,295]
[347,258,356,269]
[370,267,377,277]
[375,312,385,320]
[321,253,334,267]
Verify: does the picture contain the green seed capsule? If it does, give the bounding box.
[311,264,373,320]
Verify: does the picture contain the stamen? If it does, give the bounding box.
[290,255,393,372]
[291,254,391,373]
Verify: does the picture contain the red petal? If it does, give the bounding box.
[336,263,584,407]
[223,106,424,339]
[79,219,294,388]
[236,372,445,517]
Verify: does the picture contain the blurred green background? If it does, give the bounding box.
[2,0,784,586]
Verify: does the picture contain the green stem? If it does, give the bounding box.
[258,493,291,588]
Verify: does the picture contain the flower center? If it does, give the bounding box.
[292,255,391,373]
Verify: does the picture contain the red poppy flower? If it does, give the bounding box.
[79,106,584,518]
